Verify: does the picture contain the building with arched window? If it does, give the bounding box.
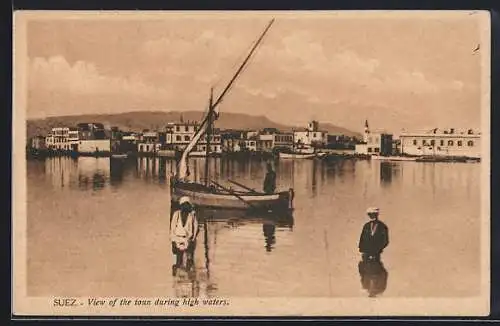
[399,128,481,158]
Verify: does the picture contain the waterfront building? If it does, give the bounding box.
[243,137,258,152]
[272,132,294,151]
[138,130,162,153]
[168,121,198,151]
[327,134,357,150]
[399,128,481,158]
[293,120,328,147]
[221,130,244,152]
[167,121,222,153]
[258,133,274,152]
[45,127,79,151]
[355,120,393,156]
[78,139,111,154]
[71,123,110,154]
[30,135,46,150]
[77,123,106,140]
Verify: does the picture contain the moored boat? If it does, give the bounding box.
[171,180,294,211]
[371,155,417,162]
[278,152,316,159]
[111,153,128,159]
[415,156,468,163]
[170,18,293,213]
[188,151,221,158]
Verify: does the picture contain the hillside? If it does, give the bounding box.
[26,111,362,140]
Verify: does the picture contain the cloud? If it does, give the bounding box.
[29,56,172,99]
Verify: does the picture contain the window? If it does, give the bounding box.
[367,148,373,153]
[374,148,380,153]
[185,126,188,132]
[448,140,454,146]
[430,140,435,146]
[184,135,190,141]
[422,140,427,146]
[467,140,474,147]
[457,140,463,147]
[176,135,181,141]
[413,139,417,146]
[176,126,180,132]
[440,140,444,146]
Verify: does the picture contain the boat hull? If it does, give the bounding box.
[188,151,221,158]
[279,152,316,159]
[371,155,417,162]
[171,181,294,211]
[111,154,128,159]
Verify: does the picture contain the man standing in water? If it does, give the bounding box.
[170,196,199,271]
[263,162,276,194]
[358,207,389,262]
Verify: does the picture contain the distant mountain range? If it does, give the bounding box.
[26,111,362,140]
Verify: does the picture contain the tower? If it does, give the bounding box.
[363,120,370,143]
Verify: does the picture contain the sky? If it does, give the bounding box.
[22,11,488,134]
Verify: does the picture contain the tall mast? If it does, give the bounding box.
[176,18,274,181]
[204,88,214,186]
[212,18,275,109]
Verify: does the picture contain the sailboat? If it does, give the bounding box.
[279,143,318,159]
[170,19,294,212]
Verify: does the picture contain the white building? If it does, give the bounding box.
[244,138,258,152]
[78,139,111,154]
[399,128,481,158]
[167,121,221,153]
[45,127,79,151]
[293,120,328,147]
[354,120,393,156]
[137,131,162,153]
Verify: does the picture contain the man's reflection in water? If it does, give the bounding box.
[173,265,200,298]
[358,258,388,297]
[262,220,276,252]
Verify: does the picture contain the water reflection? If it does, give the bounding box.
[110,158,125,186]
[379,162,402,186]
[28,156,480,297]
[358,259,388,297]
[77,157,110,191]
[263,221,276,252]
[168,204,294,297]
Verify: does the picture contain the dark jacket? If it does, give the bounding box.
[358,220,389,255]
[263,170,276,194]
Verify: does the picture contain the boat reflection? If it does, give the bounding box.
[358,259,388,297]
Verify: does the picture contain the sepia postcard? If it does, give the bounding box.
[13,10,491,317]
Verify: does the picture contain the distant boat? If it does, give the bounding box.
[170,18,294,213]
[111,153,128,159]
[415,156,468,163]
[371,155,417,162]
[189,151,220,158]
[316,152,327,158]
[279,152,316,159]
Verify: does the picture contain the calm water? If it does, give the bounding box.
[27,156,481,298]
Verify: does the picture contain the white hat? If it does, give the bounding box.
[179,196,191,205]
[366,207,380,214]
